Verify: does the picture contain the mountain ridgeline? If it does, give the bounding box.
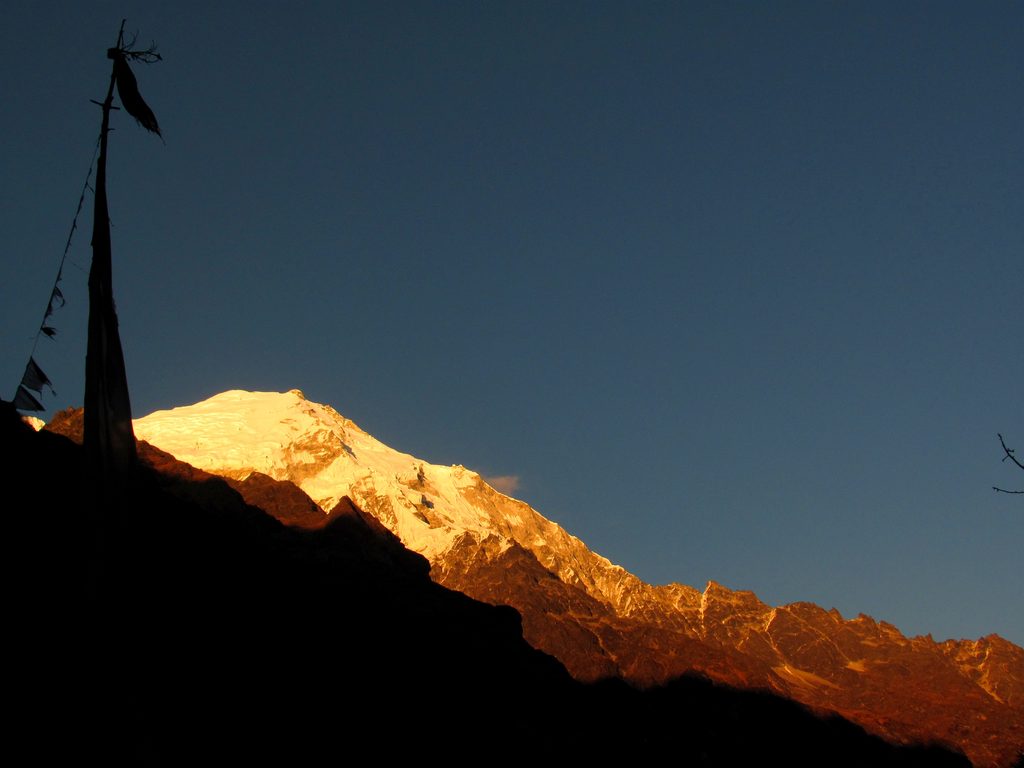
[4,392,1015,765]
[129,389,1023,767]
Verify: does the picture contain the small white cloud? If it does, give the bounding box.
[483,474,520,495]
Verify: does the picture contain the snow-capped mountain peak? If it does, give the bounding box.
[134,389,618,594]
[133,389,1024,768]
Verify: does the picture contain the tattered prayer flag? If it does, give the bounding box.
[47,285,65,313]
[21,357,54,396]
[110,50,161,137]
[13,386,43,412]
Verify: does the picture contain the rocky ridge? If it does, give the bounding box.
[133,389,1024,767]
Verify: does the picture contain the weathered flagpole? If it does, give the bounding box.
[84,21,138,489]
[85,20,161,595]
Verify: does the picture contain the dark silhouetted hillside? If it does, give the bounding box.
[3,401,971,766]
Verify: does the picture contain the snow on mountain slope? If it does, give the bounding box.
[134,389,643,611]
[134,389,1024,767]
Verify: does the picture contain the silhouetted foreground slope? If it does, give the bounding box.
[4,402,972,766]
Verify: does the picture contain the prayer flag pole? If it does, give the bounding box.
[85,20,162,595]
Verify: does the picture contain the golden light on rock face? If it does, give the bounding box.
[133,389,1024,768]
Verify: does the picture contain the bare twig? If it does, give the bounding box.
[993,433,1023,494]
[998,433,1024,470]
[123,45,162,64]
[115,27,162,64]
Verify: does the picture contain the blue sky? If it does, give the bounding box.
[2,2,1021,645]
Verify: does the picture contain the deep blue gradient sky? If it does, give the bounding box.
[3,2,1021,644]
